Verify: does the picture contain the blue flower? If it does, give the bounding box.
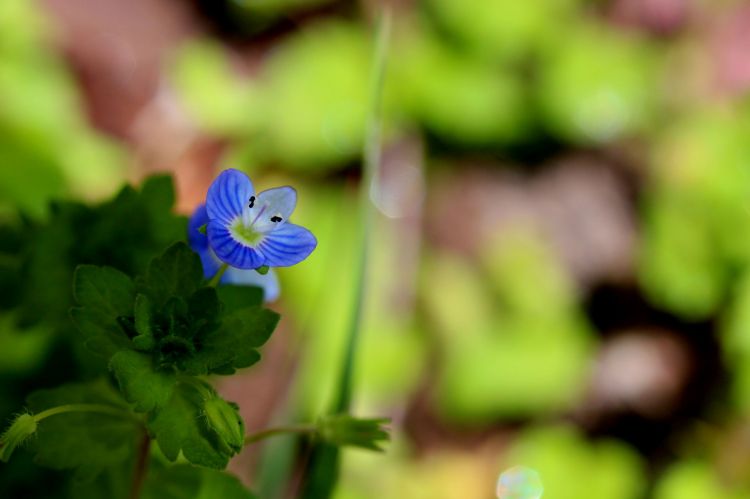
[188,204,280,302]
[205,169,317,269]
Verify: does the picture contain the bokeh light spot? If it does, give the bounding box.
[497,466,544,499]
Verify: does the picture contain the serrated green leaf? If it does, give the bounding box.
[71,265,136,358]
[216,285,264,312]
[187,287,222,338]
[181,306,279,375]
[140,242,204,308]
[133,294,156,351]
[139,175,186,247]
[109,350,176,412]
[142,464,257,499]
[26,379,140,480]
[148,381,242,469]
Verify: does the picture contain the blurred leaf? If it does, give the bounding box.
[537,24,660,144]
[171,40,260,135]
[26,380,140,480]
[426,0,578,62]
[506,425,645,499]
[259,21,372,170]
[142,464,256,499]
[426,234,593,421]
[654,461,747,499]
[392,26,528,145]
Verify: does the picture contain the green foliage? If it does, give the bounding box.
[71,265,136,357]
[170,40,261,136]
[147,380,244,470]
[640,109,750,319]
[0,0,126,219]
[506,425,646,499]
[537,24,660,144]
[0,172,291,496]
[139,242,205,308]
[110,351,176,413]
[11,175,187,334]
[426,0,578,62]
[654,461,747,499]
[392,26,528,146]
[72,242,279,379]
[424,233,593,422]
[25,380,140,480]
[142,464,257,499]
[64,242,278,469]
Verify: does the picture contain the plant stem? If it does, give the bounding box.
[33,404,140,424]
[333,8,392,414]
[208,263,229,287]
[244,425,316,446]
[129,431,151,499]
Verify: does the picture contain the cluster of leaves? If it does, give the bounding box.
[72,241,278,468]
[0,176,279,497]
[0,175,185,333]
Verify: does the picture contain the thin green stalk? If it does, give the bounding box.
[208,263,229,287]
[298,10,392,499]
[33,404,139,424]
[244,425,316,446]
[333,7,392,414]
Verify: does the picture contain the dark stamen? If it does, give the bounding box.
[248,196,255,208]
[271,216,282,223]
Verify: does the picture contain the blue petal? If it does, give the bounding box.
[251,186,297,233]
[187,204,209,251]
[196,246,223,279]
[206,169,254,224]
[258,223,317,267]
[224,267,281,302]
[207,220,265,269]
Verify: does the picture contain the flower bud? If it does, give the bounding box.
[317,414,390,452]
[203,398,245,455]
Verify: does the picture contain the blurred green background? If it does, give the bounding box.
[3,0,750,497]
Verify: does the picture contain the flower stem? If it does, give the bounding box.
[208,263,229,287]
[33,404,139,424]
[244,425,316,446]
[129,431,151,499]
[333,7,391,415]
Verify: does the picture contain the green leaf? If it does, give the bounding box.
[71,265,136,358]
[133,294,156,351]
[148,381,243,469]
[139,175,186,246]
[26,379,140,480]
[140,242,204,308]
[143,464,257,499]
[181,306,280,375]
[216,285,264,313]
[109,350,176,412]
